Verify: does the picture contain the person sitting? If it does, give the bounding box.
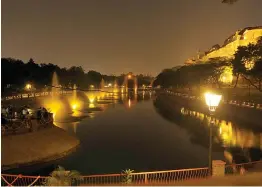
[22,107,29,119]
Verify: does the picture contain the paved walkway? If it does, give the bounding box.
[2,126,80,170]
[172,172,262,186]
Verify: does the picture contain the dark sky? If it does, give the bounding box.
[2,0,262,75]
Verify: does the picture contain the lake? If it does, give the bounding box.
[5,91,262,175]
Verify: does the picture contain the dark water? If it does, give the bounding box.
[5,92,262,175]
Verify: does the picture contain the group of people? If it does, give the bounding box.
[1,106,51,121]
[1,105,30,119]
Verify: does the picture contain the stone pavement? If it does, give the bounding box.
[172,172,262,186]
[2,126,80,170]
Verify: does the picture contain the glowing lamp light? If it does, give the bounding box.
[204,92,222,112]
[71,103,78,110]
[26,84,32,90]
[89,97,95,103]
[90,85,94,88]
[108,83,112,87]
[128,75,132,79]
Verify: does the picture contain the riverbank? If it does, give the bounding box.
[2,126,80,171]
[158,92,262,130]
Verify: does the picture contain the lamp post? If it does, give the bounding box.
[204,92,222,176]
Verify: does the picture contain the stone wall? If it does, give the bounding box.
[201,28,262,61]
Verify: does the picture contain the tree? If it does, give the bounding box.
[153,60,230,90]
[231,41,262,91]
[87,70,102,86]
[44,166,82,186]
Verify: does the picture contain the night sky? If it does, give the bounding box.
[2,0,262,76]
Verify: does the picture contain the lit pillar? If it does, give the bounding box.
[212,160,226,177]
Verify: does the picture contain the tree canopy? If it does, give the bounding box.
[154,39,262,92]
[153,60,230,89]
[1,58,154,94]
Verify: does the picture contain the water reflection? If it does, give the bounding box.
[180,107,262,150]
[53,91,154,134]
[153,95,262,164]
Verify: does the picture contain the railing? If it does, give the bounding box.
[225,160,262,175]
[1,167,210,186]
[2,91,73,101]
[2,89,156,101]
[77,167,210,186]
[165,90,262,110]
[1,174,47,186]
[2,160,262,186]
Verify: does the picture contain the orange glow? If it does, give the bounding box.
[204,92,222,112]
[89,103,95,108]
[72,104,77,110]
[128,99,131,108]
[89,97,95,103]
[26,84,32,90]
[128,74,132,79]
[41,98,63,120]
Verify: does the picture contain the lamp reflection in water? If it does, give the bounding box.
[89,103,95,108]
[181,107,261,151]
[128,99,131,108]
[72,104,77,110]
[204,92,222,176]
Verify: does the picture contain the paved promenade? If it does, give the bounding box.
[2,126,80,170]
[173,172,262,186]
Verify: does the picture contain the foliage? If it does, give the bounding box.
[122,169,134,184]
[1,58,154,94]
[231,39,262,91]
[153,60,229,89]
[154,39,262,91]
[43,165,82,186]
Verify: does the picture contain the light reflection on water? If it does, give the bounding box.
[180,107,262,150]
[9,91,262,176]
[53,91,153,135]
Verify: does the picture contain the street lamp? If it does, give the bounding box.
[25,84,32,90]
[204,92,222,176]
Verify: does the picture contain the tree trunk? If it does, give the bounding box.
[242,75,262,92]
[234,73,240,88]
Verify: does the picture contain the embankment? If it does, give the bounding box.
[2,126,80,171]
[156,93,262,130]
